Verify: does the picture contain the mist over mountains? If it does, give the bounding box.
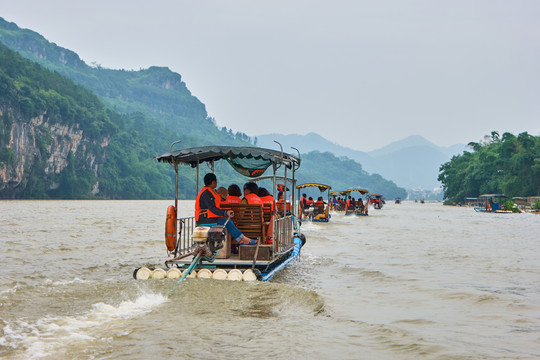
[257,133,466,190]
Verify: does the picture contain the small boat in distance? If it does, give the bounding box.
[343,188,369,216]
[395,197,402,204]
[134,144,306,282]
[296,183,332,222]
[474,194,512,213]
[329,190,348,212]
[367,194,385,209]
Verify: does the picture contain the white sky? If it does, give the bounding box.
[1,0,539,151]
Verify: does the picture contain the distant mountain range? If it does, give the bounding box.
[257,133,466,190]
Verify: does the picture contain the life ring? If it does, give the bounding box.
[165,205,176,251]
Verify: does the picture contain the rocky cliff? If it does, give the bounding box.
[0,107,108,198]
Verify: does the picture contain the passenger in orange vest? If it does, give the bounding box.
[306,197,314,207]
[195,173,254,244]
[241,182,263,204]
[257,187,275,243]
[257,187,274,211]
[315,196,325,208]
[226,184,242,204]
[300,193,308,218]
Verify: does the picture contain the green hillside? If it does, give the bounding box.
[0,17,251,145]
[0,17,408,200]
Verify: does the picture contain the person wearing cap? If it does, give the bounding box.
[195,173,255,245]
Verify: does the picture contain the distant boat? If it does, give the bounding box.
[474,194,513,213]
[367,194,385,209]
[344,188,369,216]
[296,183,332,222]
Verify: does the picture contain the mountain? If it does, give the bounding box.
[0,17,408,199]
[0,17,252,146]
[257,132,373,166]
[258,133,466,190]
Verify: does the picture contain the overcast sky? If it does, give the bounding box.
[1,0,539,151]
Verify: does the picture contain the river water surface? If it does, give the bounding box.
[1,200,539,359]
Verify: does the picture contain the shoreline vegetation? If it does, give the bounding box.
[438,131,539,205]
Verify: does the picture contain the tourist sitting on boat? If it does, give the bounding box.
[242,182,263,204]
[315,196,325,214]
[226,184,242,204]
[257,187,275,243]
[216,186,228,202]
[276,191,292,216]
[258,187,274,208]
[306,197,314,207]
[300,193,308,216]
[195,173,254,245]
[357,198,365,212]
[346,196,352,208]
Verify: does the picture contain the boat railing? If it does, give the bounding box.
[175,216,195,256]
[174,215,296,258]
[274,215,295,255]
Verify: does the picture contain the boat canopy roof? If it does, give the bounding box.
[479,193,505,198]
[156,146,300,178]
[296,183,332,192]
[329,190,348,196]
[346,188,369,195]
[252,175,294,183]
[368,193,383,198]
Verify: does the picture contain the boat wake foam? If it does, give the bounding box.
[0,292,167,359]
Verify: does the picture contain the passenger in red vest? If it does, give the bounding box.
[195,173,254,244]
[306,197,314,207]
[226,184,242,204]
[241,182,263,204]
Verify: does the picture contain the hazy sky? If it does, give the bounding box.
[1,0,539,151]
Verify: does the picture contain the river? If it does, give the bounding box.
[0,200,539,359]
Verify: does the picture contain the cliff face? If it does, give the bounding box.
[0,107,107,197]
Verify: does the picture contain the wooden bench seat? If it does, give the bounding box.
[220,203,265,241]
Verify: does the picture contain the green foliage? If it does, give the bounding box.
[535,200,540,209]
[438,132,540,202]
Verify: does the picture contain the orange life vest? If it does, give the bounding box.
[315,200,324,207]
[226,195,242,204]
[306,200,314,206]
[195,186,221,221]
[260,195,274,211]
[243,193,263,204]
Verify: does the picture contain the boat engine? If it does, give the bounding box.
[206,225,225,253]
[192,225,225,260]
